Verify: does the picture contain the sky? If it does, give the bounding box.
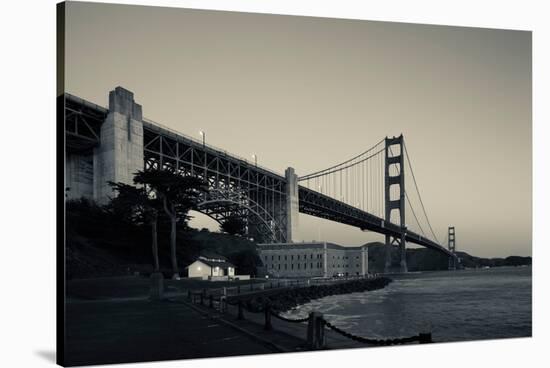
[64,2,532,257]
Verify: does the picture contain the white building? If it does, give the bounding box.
[187,254,236,280]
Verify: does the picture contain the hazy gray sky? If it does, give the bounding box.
[64,2,531,257]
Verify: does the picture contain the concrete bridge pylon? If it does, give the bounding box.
[93,87,144,204]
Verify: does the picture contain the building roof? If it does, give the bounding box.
[199,252,228,261]
[196,258,235,270]
[257,241,368,251]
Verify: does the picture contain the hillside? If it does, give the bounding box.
[365,242,531,273]
[65,199,261,280]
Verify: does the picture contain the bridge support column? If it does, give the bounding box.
[384,135,407,273]
[285,167,299,243]
[399,232,408,273]
[93,87,144,204]
[448,226,457,270]
[384,234,392,274]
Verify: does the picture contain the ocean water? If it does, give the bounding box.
[282,266,532,343]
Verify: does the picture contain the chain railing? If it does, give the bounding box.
[184,278,431,349]
[322,319,432,345]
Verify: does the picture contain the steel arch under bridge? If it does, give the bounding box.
[195,189,285,244]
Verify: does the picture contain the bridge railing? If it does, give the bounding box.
[142,118,285,178]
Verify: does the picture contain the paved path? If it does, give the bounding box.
[220,300,363,350]
[64,298,278,366]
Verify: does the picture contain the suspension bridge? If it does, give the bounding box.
[62,86,458,273]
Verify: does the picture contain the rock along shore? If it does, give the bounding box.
[244,277,392,313]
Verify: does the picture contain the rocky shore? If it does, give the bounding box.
[244,277,392,313]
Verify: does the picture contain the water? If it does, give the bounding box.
[282,266,532,342]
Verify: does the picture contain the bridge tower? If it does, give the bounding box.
[448,226,457,270]
[285,167,300,243]
[384,135,407,273]
[93,87,144,204]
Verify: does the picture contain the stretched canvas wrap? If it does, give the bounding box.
[57,2,532,366]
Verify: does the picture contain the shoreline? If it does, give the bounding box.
[242,277,393,313]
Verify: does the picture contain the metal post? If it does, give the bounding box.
[264,301,273,331]
[220,296,226,313]
[237,300,244,320]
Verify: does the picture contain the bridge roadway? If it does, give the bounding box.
[63,92,454,258]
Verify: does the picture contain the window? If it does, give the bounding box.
[278,255,281,261]
[265,256,268,262]
[285,255,287,260]
[272,264,275,269]
[356,264,359,267]
[272,255,274,260]
[291,255,294,260]
[285,264,287,270]
[311,263,313,269]
[310,254,313,259]
[297,264,300,269]
[291,264,294,269]
[278,264,281,270]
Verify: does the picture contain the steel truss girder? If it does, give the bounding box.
[143,125,288,243]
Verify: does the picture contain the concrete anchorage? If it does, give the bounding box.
[93,87,144,204]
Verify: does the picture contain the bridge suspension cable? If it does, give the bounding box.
[403,140,440,244]
[299,138,386,218]
[298,138,385,181]
[297,136,443,245]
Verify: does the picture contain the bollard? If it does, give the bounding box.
[220,296,226,313]
[223,287,227,297]
[419,332,432,344]
[306,312,325,349]
[419,322,432,343]
[209,294,213,308]
[237,285,241,294]
[187,290,192,301]
[315,313,325,349]
[149,272,164,301]
[306,312,315,348]
[237,300,244,320]
[264,301,273,331]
